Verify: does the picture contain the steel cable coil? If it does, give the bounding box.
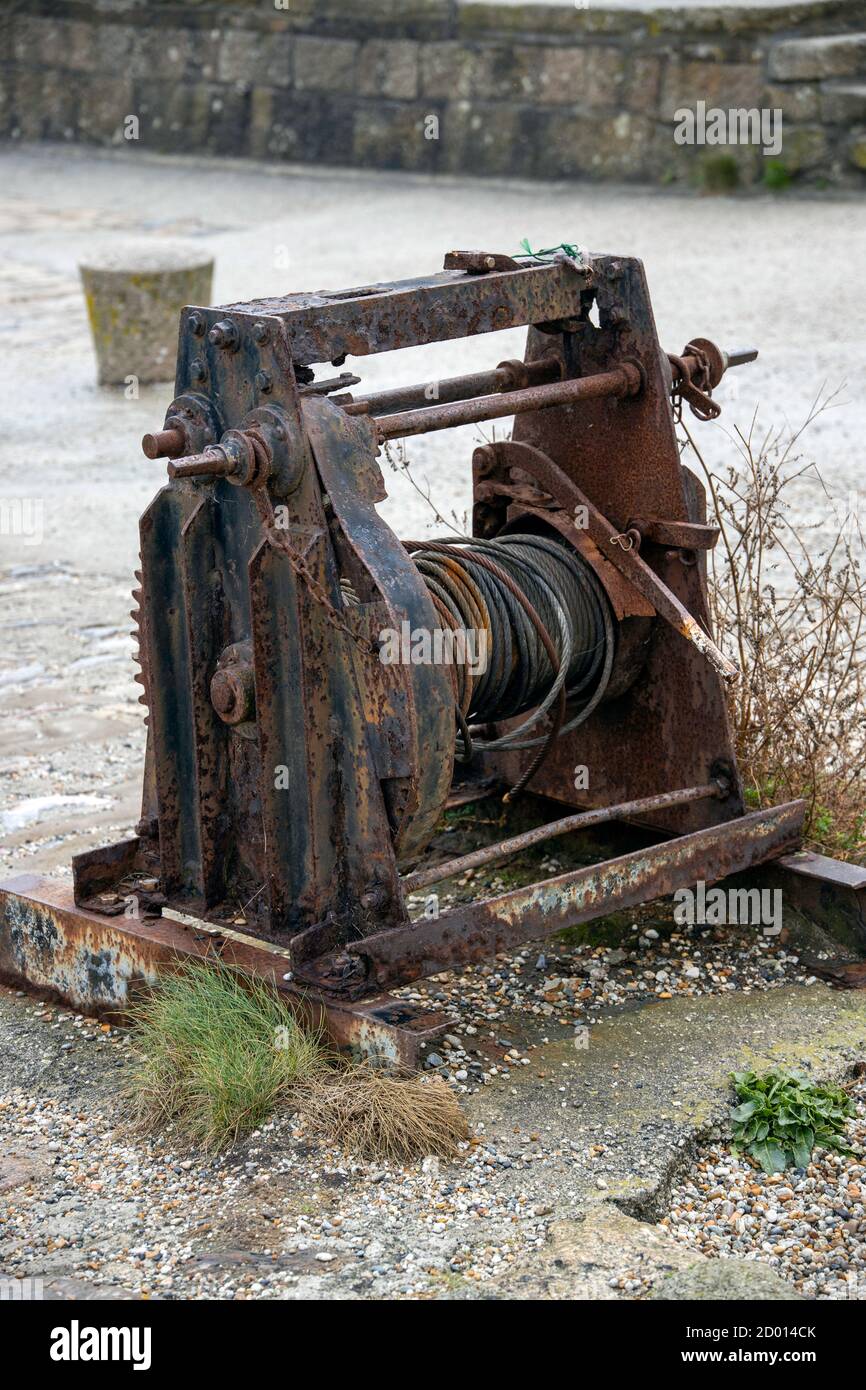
[404,533,616,791]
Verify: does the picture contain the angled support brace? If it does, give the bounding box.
[344,801,806,992]
[501,440,738,681]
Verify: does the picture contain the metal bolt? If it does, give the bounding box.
[188,312,206,337]
[142,427,185,460]
[252,322,271,345]
[361,883,390,913]
[255,370,274,394]
[190,358,207,382]
[208,319,240,351]
[472,445,497,479]
[210,665,255,725]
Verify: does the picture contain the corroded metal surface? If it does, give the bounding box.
[342,355,562,418]
[59,247,858,1020]
[302,395,454,858]
[748,851,866,955]
[374,363,641,442]
[478,256,747,836]
[348,802,807,991]
[1,873,173,1017]
[217,261,591,366]
[401,782,724,894]
[0,876,446,1066]
[489,439,737,681]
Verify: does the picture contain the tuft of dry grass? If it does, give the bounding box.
[683,390,866,860]
[299,1065,470,1162]
[125,960,469,1160]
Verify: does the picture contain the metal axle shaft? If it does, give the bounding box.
[343,356,562,418]
[401,782,725,894]
[374,362,643,442]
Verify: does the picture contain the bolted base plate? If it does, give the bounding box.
[0,874,447,1069]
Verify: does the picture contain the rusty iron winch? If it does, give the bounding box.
[2,249,864,1064]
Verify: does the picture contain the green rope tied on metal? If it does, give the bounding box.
[518,238,587,270]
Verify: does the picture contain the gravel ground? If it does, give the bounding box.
[405,915,821,1092]
[0,914,852,1302]
[4,965,866,1299]
[0,997,556,1301]
[659,1074,866,1301]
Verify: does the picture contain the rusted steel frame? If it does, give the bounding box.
[217,262,590,365]
[179,494,228,902]
[401,783,723,894]
[497,440,738,682]
[342,356,562,418]
[348,802,807,990]
[479,487,655,623]
[0,875,446,1067]
[743,850,866,955]
[72,835,163,920]
[629,517,720,551]
[374,364,642,443]
[249,516,405,942]
[139,486,204,895]
[495,258,741,831]
[301,397,455,860]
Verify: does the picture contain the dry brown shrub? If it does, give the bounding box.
[683,392,866,860]
[300,1065,470,1162]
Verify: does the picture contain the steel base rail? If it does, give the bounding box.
[0,874,447,1068]
[6,801,866,1061]
[348,801,807,992]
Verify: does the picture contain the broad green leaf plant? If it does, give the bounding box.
[730,1069,856,1174]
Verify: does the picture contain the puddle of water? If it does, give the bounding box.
[0,793,114,837]
[0,664,45,688]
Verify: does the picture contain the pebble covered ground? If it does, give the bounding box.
[657,1073,866,1302]
[402,869,821,1094]
[0,1038,555,1300]
[3,912,860,1301]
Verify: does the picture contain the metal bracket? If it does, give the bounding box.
[495,440,738,681]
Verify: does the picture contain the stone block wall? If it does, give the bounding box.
[2,0,866,186]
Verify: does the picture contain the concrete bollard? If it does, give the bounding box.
[79,240,214,386]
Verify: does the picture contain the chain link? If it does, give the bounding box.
[252,488,376,656]
[668,344,719,423]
